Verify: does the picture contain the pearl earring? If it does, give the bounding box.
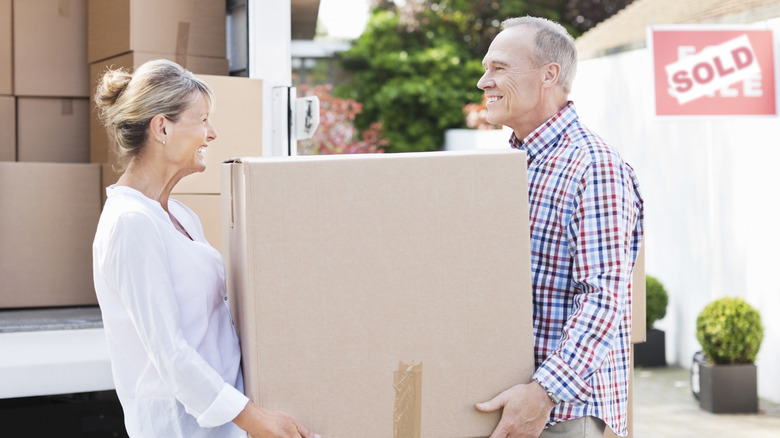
[162,139,166,145]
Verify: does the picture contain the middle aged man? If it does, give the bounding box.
[473,16,644,438]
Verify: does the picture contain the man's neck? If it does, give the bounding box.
[512,97,569,141]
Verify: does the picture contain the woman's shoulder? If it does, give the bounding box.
[97,187,167,240]
[103,187,162,220]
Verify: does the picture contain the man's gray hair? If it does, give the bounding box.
[502,16,577,94]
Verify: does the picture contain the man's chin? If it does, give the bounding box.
[485,116,502,126]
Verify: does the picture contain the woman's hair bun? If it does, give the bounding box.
[95,68,132,109]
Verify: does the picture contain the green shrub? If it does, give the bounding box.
[696,297,764,365]
[645,275,668,328]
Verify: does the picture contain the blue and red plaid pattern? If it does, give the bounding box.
[512,102,644,437]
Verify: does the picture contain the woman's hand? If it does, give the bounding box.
[233,401,320,438]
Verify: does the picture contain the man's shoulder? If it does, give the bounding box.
[560,121,624,167]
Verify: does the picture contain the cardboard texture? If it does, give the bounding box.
[222,150,535,438]
[13,0,89,97]
[170,194,221,255]
[0,96,14,161]
[17,97,90,163]
[88,56,234,165]
[87,0,226,63]
[631,243,646,343]
[0,162,101,308]
[0,0,11,95]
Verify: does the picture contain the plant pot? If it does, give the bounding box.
[699,362,758,414]
[634,327,666,367]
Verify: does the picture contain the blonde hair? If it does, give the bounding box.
[94,59,214,171]
[501,16,577,94]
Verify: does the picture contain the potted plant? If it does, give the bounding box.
[634,275,669,367]
[695,297,764,413]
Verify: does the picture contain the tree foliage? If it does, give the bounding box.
[337,0,633,153]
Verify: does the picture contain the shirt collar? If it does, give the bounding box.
[508,101,578,164]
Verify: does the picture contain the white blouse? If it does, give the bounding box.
[93,185,249,438]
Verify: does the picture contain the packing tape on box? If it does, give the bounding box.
[58,0,70,17]
[393,361,422,438]
[176,21,191,67]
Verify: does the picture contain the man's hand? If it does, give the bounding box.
[233,401,320,438]
[475,381,556,438]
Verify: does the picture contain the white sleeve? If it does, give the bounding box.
[102,211,248,427]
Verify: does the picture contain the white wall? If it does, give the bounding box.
[571,23,780,403]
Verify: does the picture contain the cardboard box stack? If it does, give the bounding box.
[0,0,100,309]
[0,0,12,160]
[0,163,101,308]
[222,150,537,437]
[0,0,250,309]
[14,0,91,163]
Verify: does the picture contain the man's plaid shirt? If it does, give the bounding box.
[511,102,644,436]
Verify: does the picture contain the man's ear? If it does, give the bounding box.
[541,63,561,89]
[149,114,168,144]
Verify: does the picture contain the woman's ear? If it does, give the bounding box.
[149,114,168,144]
[541,63,561,88]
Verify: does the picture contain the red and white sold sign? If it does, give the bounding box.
[651,27,776,116]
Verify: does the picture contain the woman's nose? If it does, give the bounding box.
[207,123,218,142]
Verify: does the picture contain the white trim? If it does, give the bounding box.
[248,0,293,157]
[0,329,114,399]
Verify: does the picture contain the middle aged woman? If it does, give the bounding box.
[92,59,318,438]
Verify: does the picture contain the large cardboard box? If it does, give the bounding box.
[0,96,14,161]
[17,97,90,163]
[222,150,535,437]
[13,0,89,97]
[89,55,232,164]
[88,0,226,63]
[0,0,11,95]
[0,162,101,308]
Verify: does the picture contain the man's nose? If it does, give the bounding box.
[477,73,493,90]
